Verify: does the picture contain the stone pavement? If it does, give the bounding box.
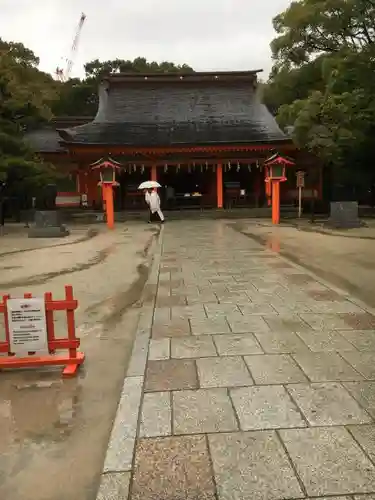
[97,220,375,500]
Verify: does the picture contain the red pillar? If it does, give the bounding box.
[151,165,157,182]
[217,163,223,208]
[102,184,114,229]
[77,170,87,195]
[271,181,280,224]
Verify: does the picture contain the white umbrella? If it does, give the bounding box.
[138,181,161,190]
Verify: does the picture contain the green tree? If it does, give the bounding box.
[84,56,194,79]
[271,0,375,68]
[267,0,375,188]
[0,39,57,203]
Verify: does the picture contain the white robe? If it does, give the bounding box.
[148,192,164,221]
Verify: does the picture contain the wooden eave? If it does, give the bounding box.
[61,141,296,157]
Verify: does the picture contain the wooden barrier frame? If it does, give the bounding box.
[0,285,84,377]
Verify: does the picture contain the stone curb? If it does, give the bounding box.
[96,228,164,500]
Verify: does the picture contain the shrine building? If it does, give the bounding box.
[26,70,322,211]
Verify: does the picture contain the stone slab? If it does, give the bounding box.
[280,427,375,496]
[96,472,131,500]
[230,385,306,430]
[148,339,170,361]
[171,305,207,320]
[345,381,375,418]
[145,359,198,392]
[171,336,217,358]
[173,388,238,434]
[103,376,143,473]
[28,226,70,238]
[341,351,375,379]
[190,317,231,335]
[348,425,375,463]
[340,313,375,330]
[196,356,253,388]
[245,354,308,385]
[213,334,263,356]
[340,330,375,351]
[263,314,312,332]
[140,392,171,438]
[293,352,363,382]
[327,201,361,228]
[208,431,303,500]
[287,382,371,426]
[204,303,242,318]
[131,436,216,500]
[238,303,279,316]
[270,302,314,314]
[300,313,352,331]
[227,316,271,334]
[254,331,310,354]
[296,329,356,352]
[156,295,187,307]
[152,318,191,338]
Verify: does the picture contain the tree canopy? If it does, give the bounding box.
[0,39,58,201]
[265,0,375,184]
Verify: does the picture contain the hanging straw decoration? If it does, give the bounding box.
[141,164,145,174]
[237,161,240,172]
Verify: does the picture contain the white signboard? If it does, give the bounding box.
[7,298,48,355]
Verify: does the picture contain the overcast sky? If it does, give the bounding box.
[1,0,291,79]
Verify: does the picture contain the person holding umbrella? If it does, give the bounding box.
[139,181,165,224]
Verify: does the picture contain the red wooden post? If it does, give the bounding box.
[216,163,223,208]
[3,295,11,355]
[101,184,114,229]
[151,165,157,182]
[271,181,281,224]
[45,291,56,354]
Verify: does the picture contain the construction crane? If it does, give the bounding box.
[56,12,86,82]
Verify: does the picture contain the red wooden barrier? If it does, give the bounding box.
[0,285,84,377]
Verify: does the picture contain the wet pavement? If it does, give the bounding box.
[0,223,160,500]
[235,219,375,310]
[101,219,375,500]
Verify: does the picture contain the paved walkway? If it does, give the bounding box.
[98,220,375,500]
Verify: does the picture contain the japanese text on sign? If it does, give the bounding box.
[7,298,48,355]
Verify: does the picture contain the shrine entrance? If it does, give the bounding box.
[223,164,265,208]
[158,165,216,210]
